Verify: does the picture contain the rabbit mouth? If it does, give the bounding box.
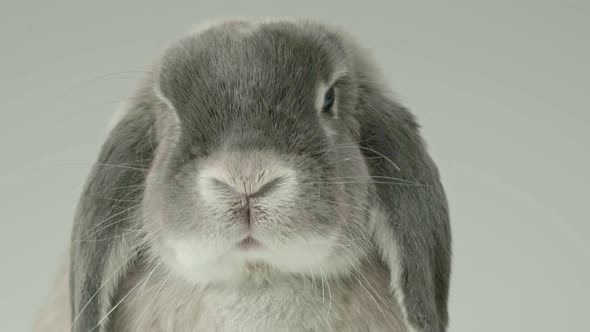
[237,236,263,250]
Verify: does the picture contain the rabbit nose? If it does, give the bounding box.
[209,176,285,226]
[198,150,295,196]
[196,150,298,225]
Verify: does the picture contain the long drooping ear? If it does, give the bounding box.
[69,88,157,332]
[357,85,452,332]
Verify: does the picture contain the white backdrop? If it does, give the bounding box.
[0,1,588,331]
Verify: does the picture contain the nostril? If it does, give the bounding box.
[210,176,285,199]
[211,178,236,195]
[249,176,284,198]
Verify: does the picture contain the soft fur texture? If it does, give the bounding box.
[37,18,451,332]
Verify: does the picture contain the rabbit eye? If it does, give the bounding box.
[322,87,336,113]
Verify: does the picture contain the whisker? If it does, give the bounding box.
[316,198,373,215]
[351,271,386,319]
[91,262,162,331]
[354,146,401,172]
[95,163,149,172]
[80,214,143,242]
[69,252,137,329]
[306,180,429,188]
[80,203,142,239]
[319,267,333,319]
[75,229,143,243]
[328,174,424,185]
[357,270,390,311]
[98,184,146,193]
[59,70,152,97]
[87,192,144,203]
[134,270,173,332]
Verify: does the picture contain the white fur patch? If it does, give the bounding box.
[165,230,348,286]
[165,235,247,283]
[107,103,129,132]
[371,206,419,332]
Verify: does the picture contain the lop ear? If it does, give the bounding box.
[357,86,451,332]
[69,93,157,332]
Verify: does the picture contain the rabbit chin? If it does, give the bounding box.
[156,233,366,286]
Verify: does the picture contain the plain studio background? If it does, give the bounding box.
[1,1,588,331]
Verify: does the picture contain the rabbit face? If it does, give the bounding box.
[142,20,373,285]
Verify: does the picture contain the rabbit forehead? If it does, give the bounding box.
[156,19,345,115]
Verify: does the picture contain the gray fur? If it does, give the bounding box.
[111,255,406,331]
[68,82,159,332]
[39,18,451,332]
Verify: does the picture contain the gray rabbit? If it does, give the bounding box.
[36,18,451,332]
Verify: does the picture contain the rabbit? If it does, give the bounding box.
[36,17,451,332]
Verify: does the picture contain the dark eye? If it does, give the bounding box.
[322,87,336,113]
